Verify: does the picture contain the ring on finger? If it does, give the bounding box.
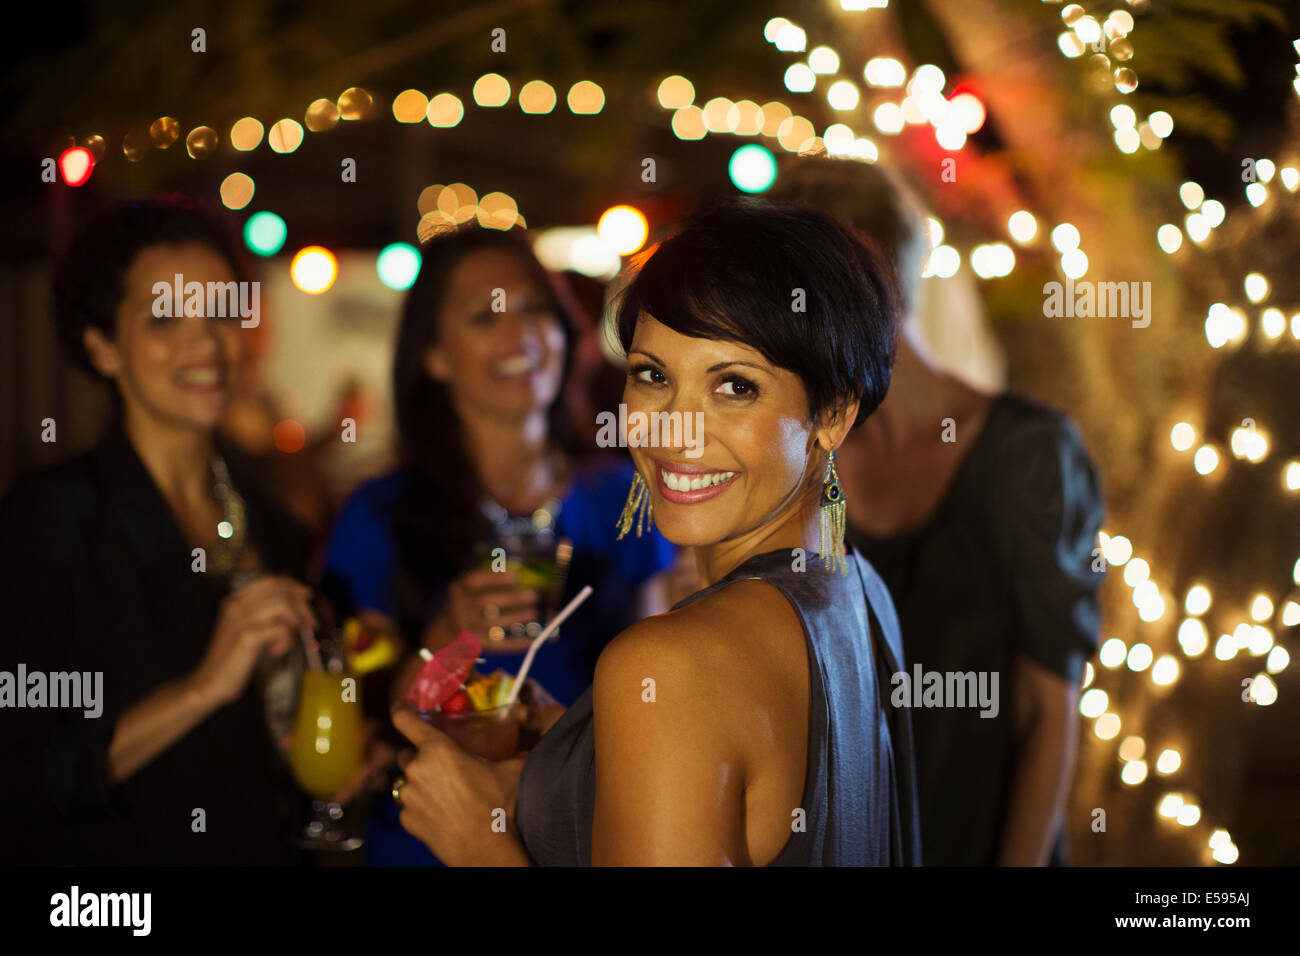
[391,776,407,807]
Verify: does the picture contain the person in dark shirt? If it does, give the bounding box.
[772,156,1105,866]
[0,198,314,864]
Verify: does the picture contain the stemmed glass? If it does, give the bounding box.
[289,665,364,851]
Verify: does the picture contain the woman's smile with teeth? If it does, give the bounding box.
[495,355,537,376]
[174,368,222,386]
[660,468,737,491]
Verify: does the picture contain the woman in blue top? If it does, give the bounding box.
[321,225,676,864]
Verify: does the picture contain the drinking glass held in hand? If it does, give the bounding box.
[418,675,564,759]
[422,568,543,656]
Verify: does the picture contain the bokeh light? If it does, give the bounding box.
[305,98,340,131]
[185,126,218,159]
[273,420,307,454]
[1008,210,1037,244]
[567,80,605,114]
[219,173,255,211]
[729,144,777,193]
[473,74,511,108]
[427,93,465,127]
[657,75,694,109]
[290,246,338,294]
[597,206,648,255]
[244,212,287,257]
[392,90,429,123]
[268,119,304,153]
[376,243,421,291]
[149,116,180,148]
[57,146,94,187]
[230,117,264,151]
[337,88,372,120]
[864,57,906,87]
[520,80,558,114]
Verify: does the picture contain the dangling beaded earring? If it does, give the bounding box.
[819,450,847,575]
[616,471,653,539]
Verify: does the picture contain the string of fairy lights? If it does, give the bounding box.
[1045,1,1300,864]
[48,0,1295,864]
[745,0,1298,865]
[1050,1,1300,865]
[52,77,635,291]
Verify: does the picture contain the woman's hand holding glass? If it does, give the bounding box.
[390,704,533,865]
[422,568,540,655]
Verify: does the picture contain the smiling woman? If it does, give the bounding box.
[53,200,254,426]
[393,198,923,867]
[612,198,900,562]
[0,198,314,864]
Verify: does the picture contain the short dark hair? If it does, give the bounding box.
[52,196,249,379]
[614,197,901,428]
[769,155,927,314]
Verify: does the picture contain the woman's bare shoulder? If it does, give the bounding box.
[593,578,802,716]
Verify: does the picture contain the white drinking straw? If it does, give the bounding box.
[506,585,593,705]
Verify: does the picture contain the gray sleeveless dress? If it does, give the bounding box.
[515,545,923,866]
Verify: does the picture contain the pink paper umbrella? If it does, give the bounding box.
[407,629,482,710]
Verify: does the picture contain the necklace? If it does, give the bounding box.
[209,456,248,575]
[479,450,567,540]
[480,494,563,540]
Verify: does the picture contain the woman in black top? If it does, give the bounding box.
[773,156,1105,865]
[0,199,315,864]
[389,199,922,866]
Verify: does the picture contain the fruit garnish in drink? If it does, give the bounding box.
[442,690,471,714]
[490,671,515,708]
[466,674,499,712]
[342,617,399,674]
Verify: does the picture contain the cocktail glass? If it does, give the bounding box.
[418,701,526,761]
[289,669,364,850]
